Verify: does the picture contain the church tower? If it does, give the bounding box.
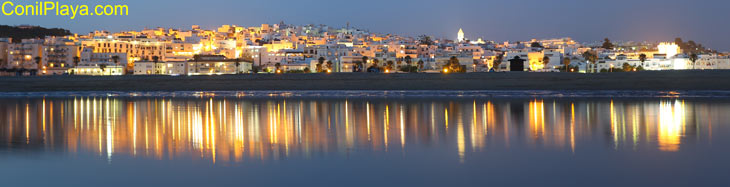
[457,28,465,43]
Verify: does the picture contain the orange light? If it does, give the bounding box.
[443,68,449,73]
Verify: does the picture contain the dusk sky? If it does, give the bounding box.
[3,0,730,50]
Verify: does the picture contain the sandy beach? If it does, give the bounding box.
[1,70,730,92]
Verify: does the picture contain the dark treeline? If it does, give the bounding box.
[0,25,72,42]
[674,37,716,54]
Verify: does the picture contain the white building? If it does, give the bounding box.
[134,55,252,75]
[0,38,10,68]
[70,62,124,76]
[81,48,128,67]
[6,39,43,69]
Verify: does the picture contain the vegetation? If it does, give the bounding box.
[622,63,633,72]
[112,55,120,66]
[359,56,368,72]
[152,56,160,74]
[399,65,418,73]
[674,37,715,54]
[354,61,363,72]
[417,59,424,72]
[234,58,241,74]
[34,56,41,70]
[472,60,479,72]
[73,56,80,67]
[530,42,544,48]
[639,54,647,63]
[562,58,571,72]
[326,61,333,72]
[193,54,203,73]
[689,53,699,69]
[558,65,580,72]
[316,57,325,72]
[368,59,380,72]
[443,56,465,73]
[600,63,644,73]
[601,38,614,49]
[418,35,434,45]
[0,25,71,42]
[386,60,394,72]
[492,53,504,71]
[404,56,413,72]
[582,51,598,73]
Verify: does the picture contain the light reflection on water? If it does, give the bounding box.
[0,98,719,162]
[0,97,728,186]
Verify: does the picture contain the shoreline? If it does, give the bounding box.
[2,70,730,92]
[2,90,730,98]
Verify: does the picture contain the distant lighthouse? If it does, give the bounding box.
[457,28,465,43]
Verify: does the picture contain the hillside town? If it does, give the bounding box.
[1,23,729,76]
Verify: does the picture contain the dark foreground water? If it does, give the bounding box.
[1,96,729,186]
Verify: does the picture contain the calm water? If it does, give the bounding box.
[1,97,729,186]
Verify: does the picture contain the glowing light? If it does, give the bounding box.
[529,99,545,138]
[658,42,680,58]
[658,100,686,152]
[457,28,465,42]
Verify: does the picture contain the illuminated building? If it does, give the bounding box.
[456,45,485,59]
[42,39,79,65]
[504,49,563,71]
[70,64,124,76]
[133,60,187,75]
[185,55,252,75]
[80,36,167,65]
[658,42,680,58]
[134,56,252,76]
[6,39,44,69]
[263,40,295,52]
[0,38,10,68]
[457,28,465,43]
[80,48,129,69]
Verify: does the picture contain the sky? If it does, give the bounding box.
[2,0,730,51]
